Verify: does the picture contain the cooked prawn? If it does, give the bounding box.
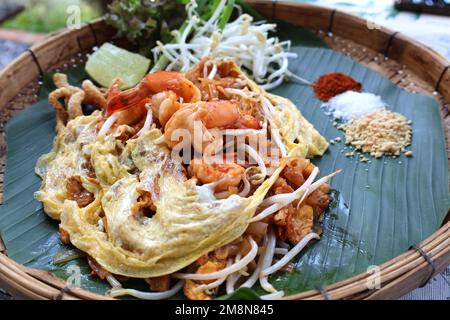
[101,71,201,132]
[188,158,245,193]
[107,71,201,115]
[151,91,182,126]
[164,100,261,152]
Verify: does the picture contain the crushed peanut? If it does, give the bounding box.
[342,110,412,158]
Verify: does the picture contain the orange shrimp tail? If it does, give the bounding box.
[141,71,201,103]
[116,97,150,126]
[107,87,150,115]
[107,71,200,115]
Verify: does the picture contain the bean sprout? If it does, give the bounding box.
[226,254,242,294]
[240,234,267,289]
[249,202,283,223]
[106,274,122,289]
[260,291,285,300]
[193,259,232,293]
[277,240,290,249]
[173,237,258,280]
[249,167,319,223]
[238,167,253,197]
[261,233,319,277]
[241,144,267,183]
[106,281,184,300]
[136,105,153,137]
[261,167,319,207]
[98,113,118,137]
[152,0,305,89]
[274,248,289,255]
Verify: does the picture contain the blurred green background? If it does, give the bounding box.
[1,0,104,33]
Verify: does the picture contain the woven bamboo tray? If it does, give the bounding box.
[0,1,449,300]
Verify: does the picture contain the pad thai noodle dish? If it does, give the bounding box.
[34,1,340,300]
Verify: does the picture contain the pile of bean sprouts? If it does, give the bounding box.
[151,0,308,90]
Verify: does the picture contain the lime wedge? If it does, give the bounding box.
[85,43,150,89]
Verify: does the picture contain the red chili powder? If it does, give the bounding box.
[313,72,362,102]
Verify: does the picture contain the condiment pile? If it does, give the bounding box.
[313,72,362,102]
[341,110,412,158]
[313,72,413,159]
[327,91,384,121]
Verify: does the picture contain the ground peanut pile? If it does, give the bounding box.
[342,110,412,158]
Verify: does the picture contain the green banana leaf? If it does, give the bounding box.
[0,21,449,300]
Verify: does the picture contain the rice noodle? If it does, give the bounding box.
[261,233,320,277]
[98,113,118,137]
[173,237,258,280]
[106,280,184,300]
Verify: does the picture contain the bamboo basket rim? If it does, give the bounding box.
[0,1,449,300]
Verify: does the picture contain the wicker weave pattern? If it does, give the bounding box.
[0,2,449,299]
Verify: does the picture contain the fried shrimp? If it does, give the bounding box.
[164,100,260,152]
[107,71,201,115]
[151,91,182,126]
[188,158,245,193]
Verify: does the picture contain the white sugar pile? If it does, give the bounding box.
[326,91,385,121]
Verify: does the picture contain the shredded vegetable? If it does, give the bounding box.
[106,281,184,300]
[53,249,85,265]
[152,0,304,89]
[173,237,258,280]
[98,113,118,137]
[262,232,320,277]
[258,229,277,293]
[136,105,153,137]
